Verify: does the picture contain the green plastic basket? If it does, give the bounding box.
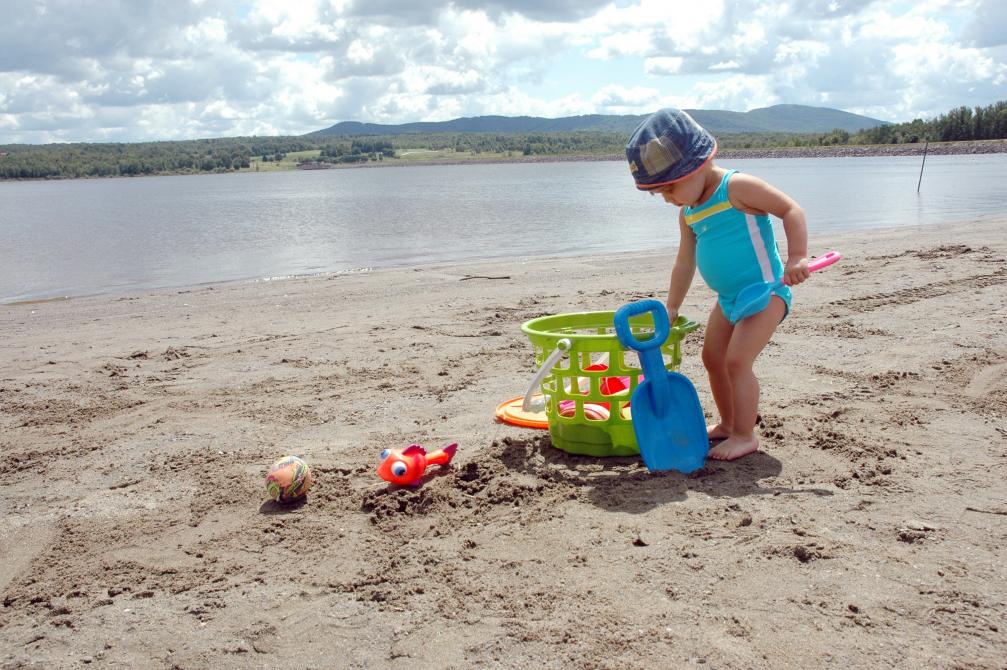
[521,310,700,457]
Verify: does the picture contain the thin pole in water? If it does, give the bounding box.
[917,141,929,192]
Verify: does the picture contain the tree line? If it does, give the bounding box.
[316,139,395,163]
[0,137,314,180]
[739,100,1007,148]
[853,101,1007,144]
[2,100,1003,180]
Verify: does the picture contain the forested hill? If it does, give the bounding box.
[308,104,886,137]
[2,101,1004,181]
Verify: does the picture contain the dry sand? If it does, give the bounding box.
[1,218,1005,669]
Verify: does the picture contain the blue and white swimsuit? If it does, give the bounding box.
[683,170,792,322]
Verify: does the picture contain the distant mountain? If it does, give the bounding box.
[306,113,645,137]
[694,105,887,133]
[307,105,887,137]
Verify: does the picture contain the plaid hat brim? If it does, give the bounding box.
[634,143,718,191]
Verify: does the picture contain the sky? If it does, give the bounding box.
[1,0,1005,144]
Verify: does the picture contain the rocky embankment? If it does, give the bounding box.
[329,139,1007,171]
[717,139,1007,159]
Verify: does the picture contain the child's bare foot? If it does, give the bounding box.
[708,435,759,461]
[707,423,730,442]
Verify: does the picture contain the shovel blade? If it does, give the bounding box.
[629,372,708,473]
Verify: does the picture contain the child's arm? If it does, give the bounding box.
[728,174,811,285]
[666,210,697,323]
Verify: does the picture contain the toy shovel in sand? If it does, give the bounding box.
[614,300,707,473]
[729,251,842,324]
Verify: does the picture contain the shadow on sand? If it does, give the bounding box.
[494,435,832,514]
[258,496,309,514]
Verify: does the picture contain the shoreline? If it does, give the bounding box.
[299,138,1007,171]
[4,214,1003,307]
[3,139,1005,182]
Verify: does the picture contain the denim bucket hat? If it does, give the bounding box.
[626,108,717,190]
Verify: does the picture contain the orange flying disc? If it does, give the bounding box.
[495,395,549,429]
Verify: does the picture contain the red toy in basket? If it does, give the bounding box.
[557,362,637,420]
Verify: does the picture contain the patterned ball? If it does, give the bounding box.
[265,456,312,503]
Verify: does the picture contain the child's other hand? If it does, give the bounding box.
[784,257,810,285]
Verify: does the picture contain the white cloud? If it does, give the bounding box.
[185,17,229,44]
[963,0,1007,47]
[451,0,612,23]
[591,84,661,110]
[645,57,684,76]
[709,60,741,71]
[669,74,778,112]
[0,0,1004,143]
[774,41,830,65]
[588,31,653,59]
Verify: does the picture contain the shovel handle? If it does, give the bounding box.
[613,299,669,352]
[782,250,842,286]
[615,300,673,415]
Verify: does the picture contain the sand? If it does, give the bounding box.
[1,218,1005,669]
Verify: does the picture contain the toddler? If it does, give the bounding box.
[626,108,810,461]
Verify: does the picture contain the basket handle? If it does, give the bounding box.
[522,338,571,412]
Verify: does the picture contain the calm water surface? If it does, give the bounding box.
[2,154,1005,303]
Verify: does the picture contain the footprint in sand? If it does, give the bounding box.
[963,362,1007,398]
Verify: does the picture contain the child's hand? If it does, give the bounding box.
[784,257,810,285]
[665,302,679,325]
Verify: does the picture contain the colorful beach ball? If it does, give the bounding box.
[265,456,313,503]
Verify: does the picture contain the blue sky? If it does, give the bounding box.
[1,0,1004,143]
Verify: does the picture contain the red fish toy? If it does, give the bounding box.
[377,443,458,487]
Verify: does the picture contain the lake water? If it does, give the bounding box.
[2,154,1006,303]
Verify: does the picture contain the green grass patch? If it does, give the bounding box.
[242,149,322,172]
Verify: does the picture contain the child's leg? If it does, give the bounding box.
[708,296,787,461]
[701,303,735,441]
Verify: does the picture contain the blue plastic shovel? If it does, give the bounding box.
[729,251,842,324]
[614,300,708,473]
